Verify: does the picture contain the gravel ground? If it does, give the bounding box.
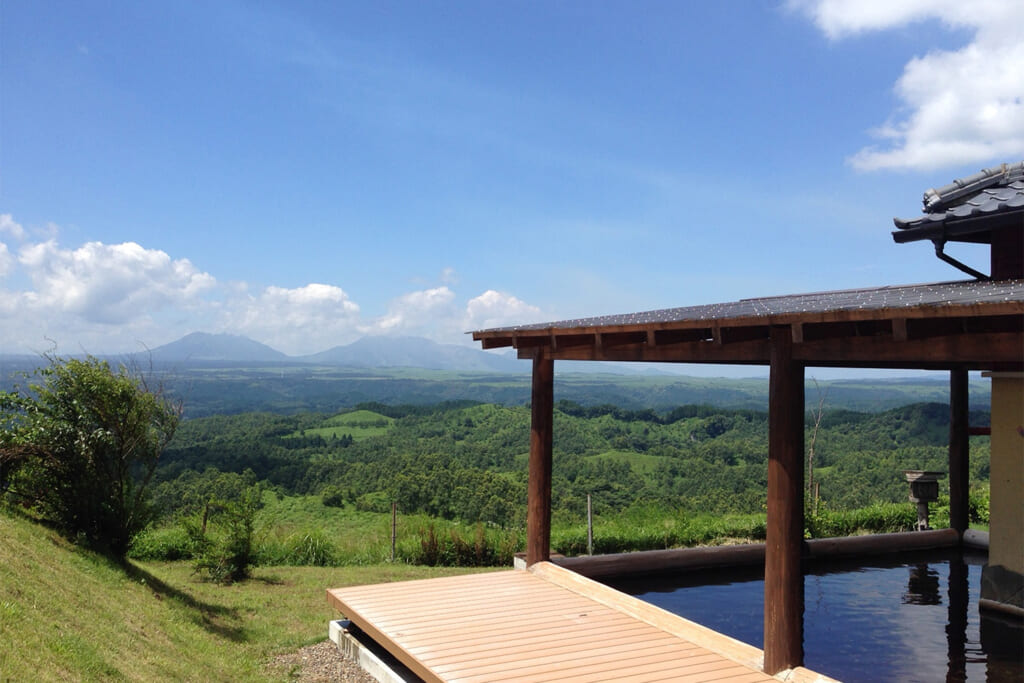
[270,640,377,682]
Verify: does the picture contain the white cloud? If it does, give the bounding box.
[465,290,542,332]
[17,240,215,324]
[369,286,456,335]
[0,214,26,241]
[0,242,12,278]
[793,0,1024,171]
[0,215,544,355]
[222,283,362,354]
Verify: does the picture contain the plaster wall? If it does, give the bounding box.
[981,372,1024,612]
[988,373,1024,571]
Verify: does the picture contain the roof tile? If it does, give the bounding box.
[894,162,1024,232]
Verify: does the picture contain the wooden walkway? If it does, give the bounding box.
[328,562,834,682]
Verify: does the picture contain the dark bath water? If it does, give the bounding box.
[606,549,1023,683]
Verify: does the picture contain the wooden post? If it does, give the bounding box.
[764,326,804,674]
[949,369,970,535]
[391,501,397,562]
[527,354,554,566]
[587,493,594,556]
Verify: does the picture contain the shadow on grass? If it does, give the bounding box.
[251,573,286,586]
[122,562,249,643]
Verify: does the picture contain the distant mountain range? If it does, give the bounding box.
[145,332,289,362]
[145,332,527,372]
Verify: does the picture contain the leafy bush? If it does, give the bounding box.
[188,482,263,584]
[805,502,917,538]
[128,526,195,561]
[0,355,180,557]
[969,487,990,525]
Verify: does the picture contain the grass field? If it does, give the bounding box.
[0,509,488,682]
[287,409,394,441]
[585,449,672,476]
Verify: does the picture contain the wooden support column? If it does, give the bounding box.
[949,369,970,536]
[764,326,804,674]
[527,353,554,566]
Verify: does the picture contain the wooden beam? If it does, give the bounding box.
[517,329,1023,368]
[892,318,908,342]
[949,369,970,535]
[793,332,1024,367]
[527,354,554,566]
[521,338,773,364]
[764,326,804,674]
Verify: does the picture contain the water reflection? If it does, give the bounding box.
[606,549,1022,682]
[905,563,942,605]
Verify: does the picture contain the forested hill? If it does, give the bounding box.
[154,400,991,529]
[1,356,990,417]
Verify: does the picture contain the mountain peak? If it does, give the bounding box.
[149,332,288,362]
[300,335,523,372]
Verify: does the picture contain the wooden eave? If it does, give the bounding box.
[472,280,1024,371]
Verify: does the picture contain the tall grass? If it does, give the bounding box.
[130,494,949,568]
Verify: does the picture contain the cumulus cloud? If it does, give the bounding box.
[465,290,542,331]
[369,286,457,335]
[0,242,12,278]
[793,0,1024,171]
[0,214,26,241]
[16,240,216,324]
[0,215,544,355]
[222,283,362,354]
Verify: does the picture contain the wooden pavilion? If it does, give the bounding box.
[471,163,1024,674]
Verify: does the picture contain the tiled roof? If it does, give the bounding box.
[893,161,1024,240]
[473,279,1024,336]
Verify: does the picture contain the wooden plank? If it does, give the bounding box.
[528,355,554,565]
[329,567,835,683]
[892,317,908,341]
[403,612,647,651]
[443,640,691,679]
[422,624,675,666]
[764,326,804,675]
[529,562,765,672]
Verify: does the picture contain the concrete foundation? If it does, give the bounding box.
[328,619,419,683]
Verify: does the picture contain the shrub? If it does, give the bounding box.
[128,526,195,561]
[969,487,990,525]
[405,523,519,566]
[0,355,180,557]
[283,530,338,566]
[188,484,262,584]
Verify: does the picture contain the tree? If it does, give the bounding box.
[182,469,263,583]
[0,355,181,556]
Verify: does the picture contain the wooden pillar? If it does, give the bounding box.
[527,354,554,566]
[949,369,970,535]
[764,326,804,674]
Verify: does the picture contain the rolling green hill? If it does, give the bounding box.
[0,509,480,682]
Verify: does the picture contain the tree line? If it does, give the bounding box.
[2,356,992,575]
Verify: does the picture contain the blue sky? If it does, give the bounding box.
[2,1,1022,359]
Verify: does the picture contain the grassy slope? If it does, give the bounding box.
[0,510,485,682]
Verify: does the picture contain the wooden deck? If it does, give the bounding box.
[327,562,835,682]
